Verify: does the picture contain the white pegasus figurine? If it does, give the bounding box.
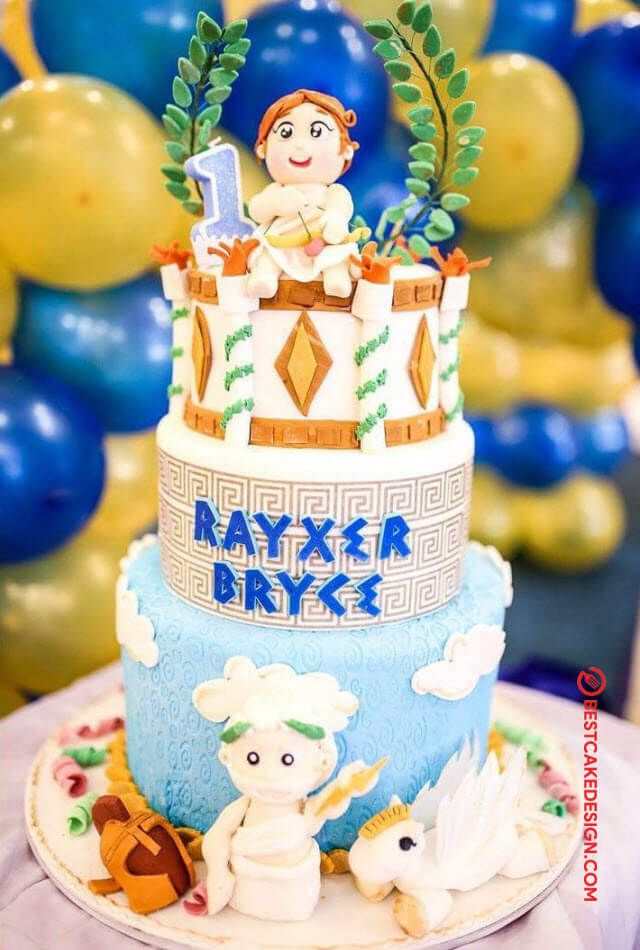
[349,749,558,938]
[192,656,385,922]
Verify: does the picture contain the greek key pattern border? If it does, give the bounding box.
[158,449,472,628]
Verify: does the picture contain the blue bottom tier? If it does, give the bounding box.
[123,543,505,850]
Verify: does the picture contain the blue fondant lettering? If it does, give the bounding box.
[276,571,316,616]
[378,514,411,559]
[341,516,369,562]
[244,568,278,613]
[223,508,257,555]
[213,561,238,604]
[354,572,383,617]
[316,572,349,616]
[253,511,294,558]
[299,516,336,563]
[194,499,222,548]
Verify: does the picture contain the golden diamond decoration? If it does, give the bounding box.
[409,315,436,409]
[192,305,213,402]
[275,311,333,416]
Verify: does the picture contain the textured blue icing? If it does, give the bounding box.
[123,544,505,850]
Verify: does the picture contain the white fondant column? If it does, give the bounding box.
[216,275,258,447]
[161,264,191,418]
[439,274,470,425]
[351,280,393,454]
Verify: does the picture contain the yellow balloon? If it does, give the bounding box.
[464,186,594,340]
[576,0,635,31]
[522,475,625,572]
[0,0,46,78]
[0,76,184,290]
[91,430,158,540]
[0,680,27,718]
[470,467,523,559]
[460,54,581,231]
[460,313,522,412]
[0,254,18,346]
[0,524,125,694]
[224,0,264,20]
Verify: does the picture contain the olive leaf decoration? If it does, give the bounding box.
[161,11,250,216]
[364,1,485,261]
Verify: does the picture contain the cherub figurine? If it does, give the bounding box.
[247,89,364,300]
[192,656,385,922]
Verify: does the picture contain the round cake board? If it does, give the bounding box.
[25,685,583,950]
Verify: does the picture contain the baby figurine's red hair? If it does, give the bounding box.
[254,89,359,172]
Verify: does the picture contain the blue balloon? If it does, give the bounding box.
[30,0,222,116]
[13,273,172,432]
[491,404,578,488]
[466,414,496,467]
[577,409,629,475]
[0,367,105,563]
[482,0,576,72]
[567,17,640,200]
[344,122,411,226]
[634,331,640,369]
[0,49,20,96]
[222,0,389,152]
[595,192,640,322]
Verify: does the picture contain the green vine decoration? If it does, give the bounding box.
[356,404,388,441]
[440,351,461,381]
[439,315,464,344]
[220,398,256,430]
[167,383,184,398]
[225,324,253,361]
[161,11,250,216]
[364,1,485,259]
[224,363,255,392]
[356,369,388,401]
[171,306,189,322]
[354,325,390,367]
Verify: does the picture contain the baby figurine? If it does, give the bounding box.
[247,89,360,300]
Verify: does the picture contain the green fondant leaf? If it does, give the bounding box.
[409,141,436,162]
[412,2,433,32]
[393,82,422,103]
[384,60,412,80]
[172,76,192,108]
[197,12,222,42]
[199,119,213,146]
[441,192,471,211]
[408,234,431,257]
[178,56,201,84]
[162,115,184,140]
[406,177,431,196]
[220,720,252,743]
[456,125,485,146]
[428,208,455,237]
[284,719,326,740]
[166,103,190,128]
[392,245,414,265]
[223,18,248,43]
[210,67,239,86]
[456,145,483,167]
[434,48,455,79]
[165,181,191,200]
[452,166,479,185]
[219,52,245,70]
[225,38,251,56]
[364,19,394,39]
[189,35,207,68]
[422,23,441,57]
[408,160,434,179]
[452,100,476,125]
[447,68,470,99]
[386,205,405,223]
[165,140,189,162]
[161,163,187,183]
[373,38,402,59]
[397,0,416,24]
[200,103,222,126]
[206,85,232,104]
[400,194,418,209]
[411,121,437,142]
[183,199,204,215]
[407,105,433,123]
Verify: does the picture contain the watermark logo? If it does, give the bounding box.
[577,666,607,698]
[580,667,605,901]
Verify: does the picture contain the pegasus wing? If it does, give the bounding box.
[412,736,479,829]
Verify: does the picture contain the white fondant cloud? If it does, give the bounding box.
[469,541,514,607]
[116,535,159,668]
[193,656,358,733]
[411,624,505,700]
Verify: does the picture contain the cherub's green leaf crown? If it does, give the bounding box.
[364,1,485,261]
[161,11,251,217]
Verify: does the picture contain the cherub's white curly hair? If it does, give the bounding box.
[192,656,358,740]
